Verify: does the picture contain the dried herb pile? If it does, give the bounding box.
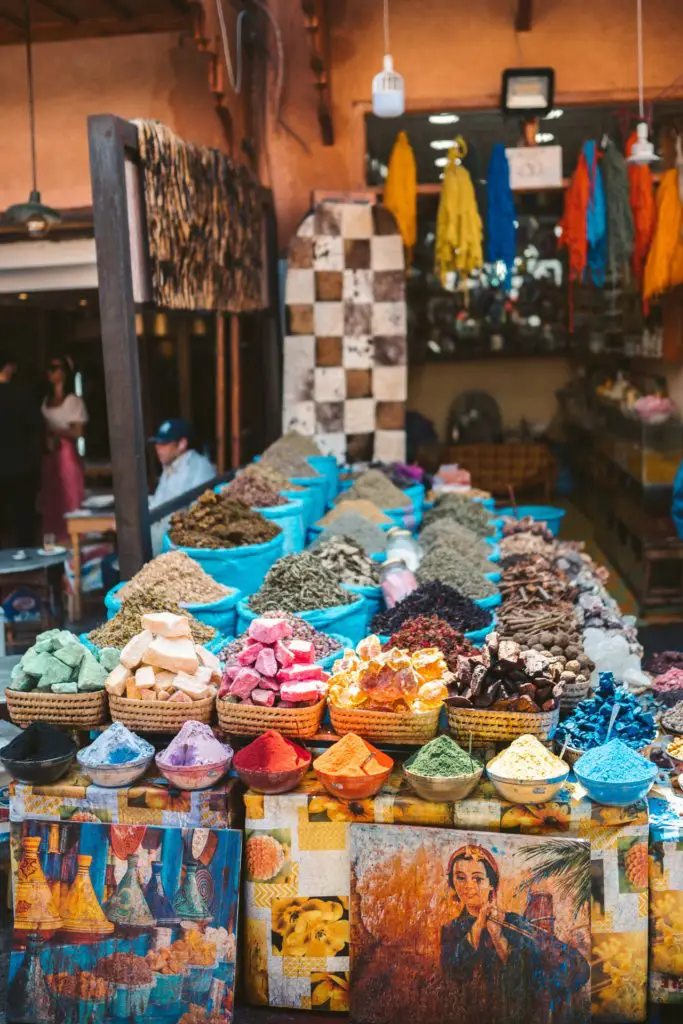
[423,493,494,537]
[372,581,492,636]
[118,551,230,605]
[315,512,388,554]
[88,587,215,648]
[168,492,280,550]
[320,500,392,526]
[337,469,410,509]
[248,552,356,615]
[417,547,498,599]
[385,615,474,672]
[312,536,380,587]
[261,430,321,478]
[223,474,287,508]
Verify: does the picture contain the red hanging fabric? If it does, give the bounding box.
[559,149,590,332]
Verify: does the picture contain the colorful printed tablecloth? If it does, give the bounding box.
[648,781,683,1004]
[243,769,649,1021]
[9,769,241,829]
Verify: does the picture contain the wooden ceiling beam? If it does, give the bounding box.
[100,0,134,17]
[35,0,80,23]
[515,0,533,32]
[0,5,24,31]
[302,0,334,146]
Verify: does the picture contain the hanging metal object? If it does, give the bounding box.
[1,0,61,237]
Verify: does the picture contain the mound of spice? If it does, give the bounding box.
[338,469,410,509]
[320,500,392,526]
[385,616,474,672]
[223,473,287,508]
[648,650,683,675]
[95,953,153,986]
[372,581,492,636]
[158,721,232,767]
[168,491,281,550]
[219,610,342,663]
[89,588,215,648]
[49,972,108,1002]
[423,493,493,537]
[420,519,491,559]
[312,536,380,587]
[248,551,356,614]
[315,511,388,553]
[499,532,554,560]
[667,735,683,759]
[235,730,309,772]
[313,733,387,777]
[416,548,498,599]
[574,738,656,783]
[328,635,448,712]
[79,722,153,767]
[406,735,482,777]
[1,721,74,762]
[241,461,304,492]
[662,701,683,735]
[261,431,320,477]
[118,551,230,606]
[487,734,568,780]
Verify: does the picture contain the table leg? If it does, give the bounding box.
[47,563,65,627]
[69,528,82,622]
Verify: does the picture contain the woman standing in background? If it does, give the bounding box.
[40,355,88,543]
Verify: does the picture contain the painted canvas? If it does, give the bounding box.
[8,819,241,1024]
[350,824,591,1024]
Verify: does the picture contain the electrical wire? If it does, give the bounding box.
[23,0,37,193]
[636,0,644,119]
[215,0,245,94]
[250,0,285,126]
[383,0,390,53]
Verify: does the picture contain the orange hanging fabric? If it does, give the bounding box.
[558,149,590,331]
[643,168,683,302]
[627,131,656,284]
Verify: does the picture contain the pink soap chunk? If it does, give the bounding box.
[255,648,278,677]
[274,640,295,667]
[251,688,276,707]
[238,642,263,666]
[248,617,291,644]
[257,675,280,692]
[229,667,262,699]
[223,664,242,681]
[279,680,321,703]
[277,664,326,684]
[287,639,315,664]
[217,680,231,699]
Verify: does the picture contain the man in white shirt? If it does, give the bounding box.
[149,419,215,510]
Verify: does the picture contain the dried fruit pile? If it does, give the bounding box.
[219,616,329,708]
[447,632,565,712]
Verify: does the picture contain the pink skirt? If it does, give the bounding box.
[41,439,85,541]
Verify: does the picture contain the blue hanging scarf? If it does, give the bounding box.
[486,143,516,281]
[583,140,607,287]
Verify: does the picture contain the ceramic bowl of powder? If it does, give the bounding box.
[486,734,569,805]
[573,739,657,807]
[233,730,312,794]
[403,735,483,802]
[155,721,233,791]
[313,733,394,801]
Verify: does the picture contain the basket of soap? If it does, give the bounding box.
[6,630,112,727]
[105,613,219,733]
[217,615,327,737]
[326,636,447,746]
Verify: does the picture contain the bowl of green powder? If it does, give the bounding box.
[403,735,483,801]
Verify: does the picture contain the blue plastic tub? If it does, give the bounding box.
[383,504,418,532]
[465,615,497,647]
[476,592,502,611]
[404,482,426,525]
[104,582,240,635]
[162,532,285,596]
[236,595,368,646]
[573,766,656,807]
[289,474,327,522]
[485,571,501,584]
[487,544,500,563]
[473,497,496,511]
[307,455,339,503]
[215,484,305,556]
[283,487,315,530]
[498,505,566,538]
[307,519,393,545]
[344,582,383,633]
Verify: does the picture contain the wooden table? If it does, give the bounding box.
[0,548,68,648]
[65,510,116,620]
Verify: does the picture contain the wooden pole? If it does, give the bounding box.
[177,317,192,421]
[230,314,241,468]
[216,312,226,473]
[88,114,151,576]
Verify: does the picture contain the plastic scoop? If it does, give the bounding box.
[605,704,620,743]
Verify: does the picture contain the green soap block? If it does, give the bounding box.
[54,630,78,649]
[37,629,60,643]
[77,651,108,692]
[10,662,24,681]
[8,671,35,692]
[99,648,120,672]
[34,639,54,654]
[51,682,78,694]
[21,650,55,679]
[36,676,56,691]
[54,644,86,669]
[39,655,73,689]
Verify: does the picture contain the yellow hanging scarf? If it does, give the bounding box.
[435,138,483,284]
[643,167,683,302]
[383,130,417,255]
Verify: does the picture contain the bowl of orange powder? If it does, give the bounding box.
[233,730,312,794]
[313,733,393,801]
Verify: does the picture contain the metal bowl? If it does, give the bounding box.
[403,764,483,802]
[486,767,569,805]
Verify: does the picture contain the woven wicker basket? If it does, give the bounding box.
[6,688,108,728]
[109,694,214,733]
[559,679,590,711]
[447,705,560,744]
[216,698,325,738]
[329,704,440,745]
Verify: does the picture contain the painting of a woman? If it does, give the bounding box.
[441,844,590,1023]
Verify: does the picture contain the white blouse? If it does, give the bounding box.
[41,394,89,430]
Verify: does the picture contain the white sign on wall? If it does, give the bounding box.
[505,145,563,190]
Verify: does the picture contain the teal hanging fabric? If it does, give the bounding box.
[583,140,607,287]
[486,143,516,280]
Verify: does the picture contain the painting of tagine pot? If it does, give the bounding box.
[9,820,242,1024]
[350,824,592,1024]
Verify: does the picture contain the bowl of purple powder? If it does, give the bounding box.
[155,720,233,790]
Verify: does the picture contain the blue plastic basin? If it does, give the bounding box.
[498,505,566,538]
[573,767,656,807]
[476,592,501,611]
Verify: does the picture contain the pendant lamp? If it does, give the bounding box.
[372,0,405,118]
[1,0,60,237]
[627,0,658,165]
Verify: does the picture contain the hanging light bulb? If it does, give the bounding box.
[0,1,61,236]
[627,0,658,165]
[372,0,405,118]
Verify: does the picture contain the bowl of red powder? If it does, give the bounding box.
[233,730,312,794]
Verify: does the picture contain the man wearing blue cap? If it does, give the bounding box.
[149,419,215,510]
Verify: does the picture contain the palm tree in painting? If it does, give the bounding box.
[516,839,591,919]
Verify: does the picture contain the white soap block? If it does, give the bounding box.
[141,612,192,639]
[142,636,199,675]
[120,630,154,670]
[134,665,156,690]
[105,664,131,697]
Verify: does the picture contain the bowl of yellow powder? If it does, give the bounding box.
[486,734,569,805]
